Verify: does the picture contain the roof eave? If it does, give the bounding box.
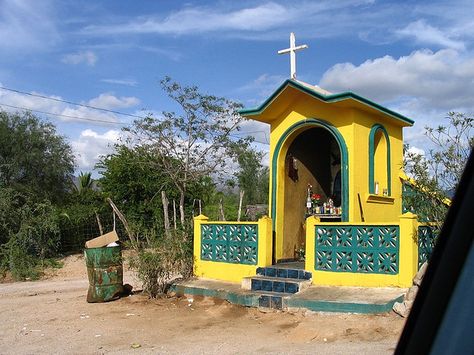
[239,79,414,127]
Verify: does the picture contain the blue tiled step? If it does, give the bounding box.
[250,276,310,294]
[256,266,312,280]
[257,291,293,310]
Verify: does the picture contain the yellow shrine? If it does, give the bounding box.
[193,35,431,289]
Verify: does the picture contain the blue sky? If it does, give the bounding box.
[0,0,473,175]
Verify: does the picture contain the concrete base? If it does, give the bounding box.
[289,285,406,313]
[171,278,406,314]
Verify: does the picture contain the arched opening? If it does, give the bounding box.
[271,119,349,263]
[280,127,342,261]
[369,124,391,195]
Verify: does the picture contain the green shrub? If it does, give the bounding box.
[129,227,193,297]
[0,193,61,281]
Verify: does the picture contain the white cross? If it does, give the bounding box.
[278,32,308,79]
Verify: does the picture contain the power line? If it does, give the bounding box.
[0,102,127,125]
[0,85,270,144]
[0,85,147,119]
[0,101,270,144]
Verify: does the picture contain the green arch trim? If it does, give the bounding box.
[271,119,349,231]
[368,124,391,195]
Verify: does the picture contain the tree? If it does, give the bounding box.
[98,144,175,235]
[0,187,60,280]
[0,111,74,279]
[0,110,75,203]
[98,144,202,296]
[126,77,250,226]
[73,172,94,194]
[230,142,269,206]
[404,112,473,228]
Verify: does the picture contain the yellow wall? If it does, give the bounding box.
[349,111,404,224]
[305,213,418,288]
[268,94,406,260]
[282,162,314,260]
[374,130,388,192]
[192,84,417,288]
[193,215,272,283]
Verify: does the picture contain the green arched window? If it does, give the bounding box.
[369,124,391,195]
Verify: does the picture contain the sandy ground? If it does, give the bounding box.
[0,254,406,354]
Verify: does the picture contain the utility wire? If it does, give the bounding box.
[0,102,127,125]
[0,101,270,144]
[0,85,270,144]
[0,85,147,119]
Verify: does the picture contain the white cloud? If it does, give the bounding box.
[319,48,474,149]
[80,1,378,38]
[77,1,474,54]
[0,87,140,125]
[60,106,120,124]
[236,73,286,106]
[319,49,474,112]
[82,3,292,35]
[88,93,140,109]
[237,118,270,146]
[396,20,465,50]
[406,146,425,157]
[0,0,59,51]
[101,79,138,87]
[71,129,121,171]
[62,50,97,66]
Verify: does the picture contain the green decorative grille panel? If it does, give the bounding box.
[315,225,399,274]
[201,224,258,265]
[418,225,437,268]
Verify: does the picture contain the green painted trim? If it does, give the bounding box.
[368,124,391,195]
[314,225,400,275]
[239,79,414,126]
[287,294,404,314]
[170,283,404,314]
[170,284,260,307]
[200,224,259,265]
[417,225,438,268]
[271,119,349,232]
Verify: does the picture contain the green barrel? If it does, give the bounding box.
[84,246,124,303]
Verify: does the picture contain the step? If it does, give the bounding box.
[242,276,311,294]
[257,291,293,310]
[256,266,312,280]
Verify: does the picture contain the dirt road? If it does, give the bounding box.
[0,254,405,354]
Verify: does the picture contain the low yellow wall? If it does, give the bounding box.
[193,215,272,283]
[305,213,418,287]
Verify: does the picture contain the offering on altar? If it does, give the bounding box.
[305,185,341,216]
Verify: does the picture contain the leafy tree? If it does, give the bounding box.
[0,111,74,279]
[98,145,173,235]
[103,77,252,296]
[0,110,75,203]
[404,112,473,229]
[98,143,200,296]
[73,172,94,194]
[230,142,269,206]
[126,77,249,226]
[0,187,26,246]
[0,188,60,280]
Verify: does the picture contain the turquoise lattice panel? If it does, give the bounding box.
[418,225,437,268]
[201,224,258,265]
[315,225,399,274]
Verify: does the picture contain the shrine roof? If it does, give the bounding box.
[239,79,414,127]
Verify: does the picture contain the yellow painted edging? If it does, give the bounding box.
[305,213,418,287]
[193,215,272,283]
